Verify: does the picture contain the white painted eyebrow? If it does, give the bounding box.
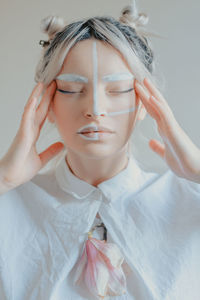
[56,72,134,83]
[102,72,134,82]
[56,73,88,83]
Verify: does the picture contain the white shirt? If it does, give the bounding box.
[0,154,200,300]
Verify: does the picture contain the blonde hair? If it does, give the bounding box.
[35,1,155,85]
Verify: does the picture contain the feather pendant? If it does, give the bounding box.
[73,222,127,299]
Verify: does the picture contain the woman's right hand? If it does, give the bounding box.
[0,81,64,192]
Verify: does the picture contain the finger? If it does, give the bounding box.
[135,82,161,122]
[150,95,178,133]
[22,83,44,124]
[149,139,165,158]
[36,81,56,126]
[39,142,65,167]
[143,78,165,103]
[39,114,48,132]
[149,95,167,118]
[143,79,175,120]
[37,81,56,113]
[135,81,173,123]
[20,94,40,133]
[24,82,44,110]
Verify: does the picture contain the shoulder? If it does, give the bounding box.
[124,167,200,238]
[129,166,200,218]
[124,158,200,210]
[0,166,60,201]
[0,167,62,226]
[0,168,64,249]
[139,165,200,196]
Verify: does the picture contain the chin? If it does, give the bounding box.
[75,145,118,160]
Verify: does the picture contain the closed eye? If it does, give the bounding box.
[57,88,134,94]
[57,89,83,94]
[109,88,134,94]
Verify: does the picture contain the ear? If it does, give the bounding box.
[135,92,147,121]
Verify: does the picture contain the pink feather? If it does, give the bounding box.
[74,237,127,299]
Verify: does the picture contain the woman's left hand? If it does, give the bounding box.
[135,78,200,184]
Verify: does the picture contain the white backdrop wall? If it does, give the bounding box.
[0,0,199,173]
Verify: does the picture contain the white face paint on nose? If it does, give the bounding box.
[92,41,104,116]
[92,41,138,117]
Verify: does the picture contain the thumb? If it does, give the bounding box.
[39,142,65,167]
[149,139,165,159]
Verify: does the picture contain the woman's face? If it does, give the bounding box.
[48,39,144,159]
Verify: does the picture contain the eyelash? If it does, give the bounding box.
[57,88,134,94]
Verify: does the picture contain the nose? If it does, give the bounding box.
[85,111,107,118]
[84,90,107,118]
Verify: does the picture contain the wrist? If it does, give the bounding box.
[0,161,13,195]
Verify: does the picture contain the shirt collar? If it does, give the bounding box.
[55,154,143,202]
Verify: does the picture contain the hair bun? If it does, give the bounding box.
[40,15,65,40]
[119,0,149,28]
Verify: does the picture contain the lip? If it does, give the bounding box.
[77,122,114,134]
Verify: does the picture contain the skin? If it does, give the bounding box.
[0,82,64,194]
[1,39,200,195]
[47,39,145,186]
[135,78,200,183]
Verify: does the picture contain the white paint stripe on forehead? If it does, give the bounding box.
[93,41,100,115]
[56,73,88,83]
[92,42,135,117]
[102,72,134,82]
[93,41,108,116]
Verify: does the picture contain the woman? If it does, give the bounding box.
[0,1,200,299]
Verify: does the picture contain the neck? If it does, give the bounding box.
[65,148,129,187]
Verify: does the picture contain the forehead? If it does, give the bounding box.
[60,39,131,75]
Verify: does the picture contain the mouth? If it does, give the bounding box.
[79,131,109,134]
[78,131,114,140]
[77,122,114,136]
[77,123,113,134]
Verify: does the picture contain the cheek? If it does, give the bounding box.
[104,93,136,114]
[120,106,136,125]
[54,94,79,116]
[119,111,137,137]
[53,99,79,132]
